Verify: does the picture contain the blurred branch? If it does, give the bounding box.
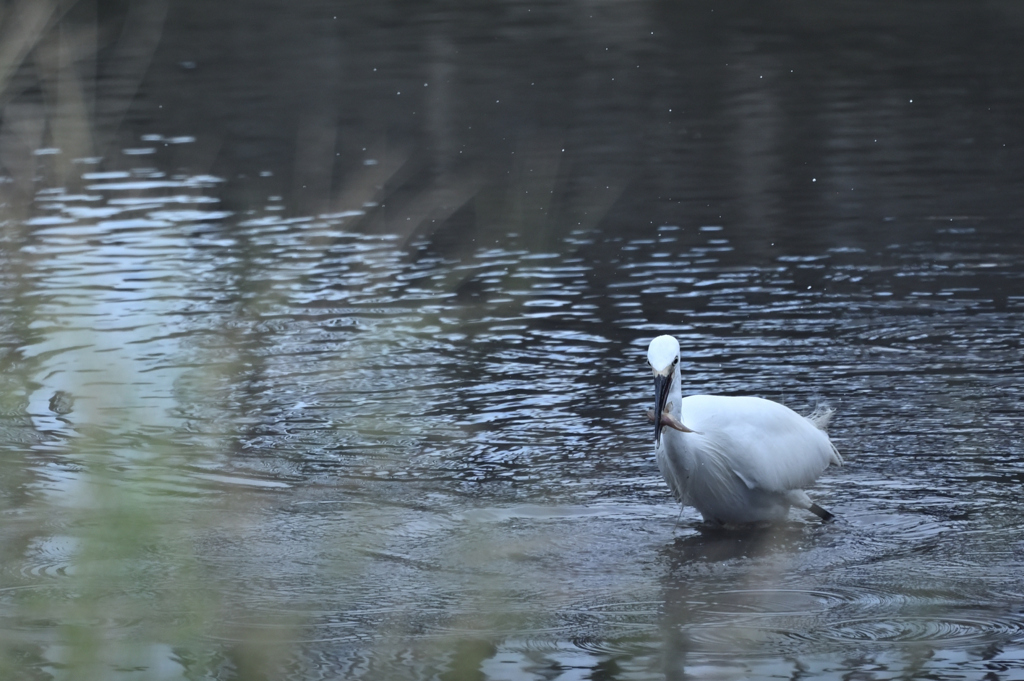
[94,0,169,149]
[0,0,63,107]
[0,0,169,199]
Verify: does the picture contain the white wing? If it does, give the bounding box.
[679,395,840,493]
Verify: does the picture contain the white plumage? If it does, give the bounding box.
[647,334,842,526]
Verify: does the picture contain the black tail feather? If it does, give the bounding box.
[809,503,835,522]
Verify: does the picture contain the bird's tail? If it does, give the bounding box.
[807,404,843,466]
[807,404,835,430]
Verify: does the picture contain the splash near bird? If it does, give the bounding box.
[646,334,842,527]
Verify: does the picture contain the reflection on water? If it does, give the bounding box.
[3,1,1024,680]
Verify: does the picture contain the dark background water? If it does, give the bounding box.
[1,2,1023,680]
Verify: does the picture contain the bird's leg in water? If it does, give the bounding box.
[809,503,835,522]
[645,407,698,434]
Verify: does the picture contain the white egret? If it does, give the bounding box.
[646,334,842,526]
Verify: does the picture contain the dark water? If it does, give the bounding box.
[2,2,1024,680]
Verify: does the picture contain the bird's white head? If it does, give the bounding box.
[647,335,681,444]
[647,334,680,376]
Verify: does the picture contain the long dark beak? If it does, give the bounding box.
[652,373,672,444]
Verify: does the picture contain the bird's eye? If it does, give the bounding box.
[672,358,678,365]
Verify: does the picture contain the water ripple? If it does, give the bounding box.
[823,614,1024,645]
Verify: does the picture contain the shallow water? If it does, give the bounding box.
[3,2,1024,680]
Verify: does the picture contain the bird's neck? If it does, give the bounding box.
[664,369,693,466]
[669,368,683,417]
